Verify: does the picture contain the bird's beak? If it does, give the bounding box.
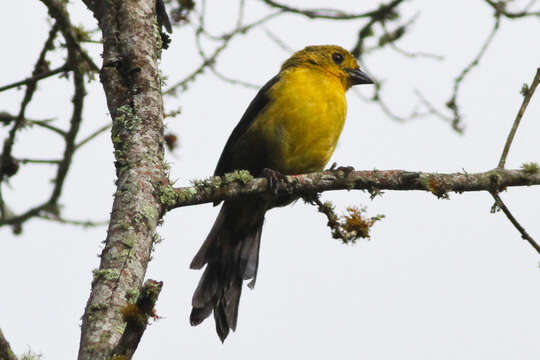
[345,68,374,85]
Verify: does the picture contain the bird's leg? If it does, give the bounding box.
[327,162,355,176]
[262,168,289,195]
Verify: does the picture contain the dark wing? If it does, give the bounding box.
[156,0,172,33]
[214,75,280,177]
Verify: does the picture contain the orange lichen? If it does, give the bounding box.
[341,206,384,239]
[120,304,146,329]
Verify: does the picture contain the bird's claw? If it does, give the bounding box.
[262,168,289,195]
[327,163,355,176]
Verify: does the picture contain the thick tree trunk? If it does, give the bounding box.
[78,1,168,359]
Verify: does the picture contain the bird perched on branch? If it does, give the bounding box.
[189,45,373,341]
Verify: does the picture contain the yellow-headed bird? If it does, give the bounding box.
[190,45,373,341]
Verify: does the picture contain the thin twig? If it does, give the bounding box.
[353,62,427,123]
[260,0,406,20]
[306,194,352,242]
[498,68,540,168]
[165,11,281,95]
[414,89,454,123]
[75,124,111,150]
[0,0,89,232]
[38,214,108,227]
[484,0,540,18]
[210,67,260,89]
[18,158,62,165]
[40,0,100,72]
[447,14,501,132]
[164,40,229,95]
[490,191,540,253]
[236,0,245,28]
[263,28,294,53]
[1,23,60,180]
[0,64,69,93]
[26,119,66,136]
[0,113,66,136]
[49,52,86,204]
[380,17,444,61]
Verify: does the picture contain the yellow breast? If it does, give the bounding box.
[249,67,347,174]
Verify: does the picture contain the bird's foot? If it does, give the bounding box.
[262,168,289,195]
[327,162,355,176]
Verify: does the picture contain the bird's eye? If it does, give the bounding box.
[332,52,344,64]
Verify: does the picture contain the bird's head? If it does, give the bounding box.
[281,45,373,90]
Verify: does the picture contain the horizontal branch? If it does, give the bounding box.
[163,168,540,210]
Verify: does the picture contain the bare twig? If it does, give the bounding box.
[165,11,281,95]
[38,214,108,227]
[236,0,246,28]
[75,124,112,150]
[414,89,452,120]
[17,158,62,165]
[40,0,99,72]
[0,0,88,233]
[446,14,501,132]
[0,113,66,136]
[25,119,66,136]
[0,203,51,227]
[490,191,540,253]
[0,64,69,93]
[49,42,86,206]
[498,68,540,168]
[263,28,294,53]
[380,17,444,61]
[210,67,260,89]
[353,62,428,123]
[1,23,60,180]
[484,0,540,18]
[260,0,406,20]
[164,39,229,95]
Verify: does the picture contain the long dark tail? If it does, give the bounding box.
[189,200,266,342]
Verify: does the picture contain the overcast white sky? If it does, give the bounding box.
[1,1,539,359]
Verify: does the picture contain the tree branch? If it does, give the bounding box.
[163,168,540,209]
[490,191,540,253]
[77,0,168,359]
[484,0,540,18]
[0,64,69,93]
[498,68,540,168]
[111,280,163,360]
[446,14,501,133]
[259,0,406,20]
[164,11,281,95]
[75,124,111,150]
[0,23,60,180]
[40,0,100,72]
[0,113,66,136]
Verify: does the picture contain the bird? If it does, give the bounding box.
[189,45,373,342]
[156,0,172,34]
